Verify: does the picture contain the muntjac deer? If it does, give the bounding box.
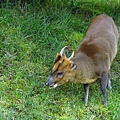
[46,14,119,105]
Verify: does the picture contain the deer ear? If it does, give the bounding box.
[70,63,77,70]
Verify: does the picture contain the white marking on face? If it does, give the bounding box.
[50,84,58,89]
[53,84,58,88]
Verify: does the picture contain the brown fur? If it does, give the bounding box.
[46,14,119,105]
[46,14,118,88]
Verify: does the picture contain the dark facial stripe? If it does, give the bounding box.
[51,58,65,75]
[54,55,61,64]
[51,63,60,75]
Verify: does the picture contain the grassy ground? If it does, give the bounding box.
[0,0,120,120]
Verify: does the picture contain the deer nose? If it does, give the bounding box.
[45,82,49,86]
[46,75,53,86]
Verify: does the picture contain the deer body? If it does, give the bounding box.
[71,14,118,84]
[46,14,119,105]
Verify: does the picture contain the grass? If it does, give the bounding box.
[0,0,120,120]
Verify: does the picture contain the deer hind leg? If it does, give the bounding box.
[83,84,89,105]
[100,72,108,105]
[108,69,112,92]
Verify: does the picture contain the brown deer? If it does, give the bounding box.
[46,14,119,105]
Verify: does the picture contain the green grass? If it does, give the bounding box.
[0,0,120,120]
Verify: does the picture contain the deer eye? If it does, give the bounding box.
[56,72,63,78]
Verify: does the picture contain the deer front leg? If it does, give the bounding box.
[83,84,89,105]
[100,72,108,105]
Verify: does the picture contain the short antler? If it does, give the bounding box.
[68,51,74,60]
[60,46,74,59]
[60,46,68,56]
